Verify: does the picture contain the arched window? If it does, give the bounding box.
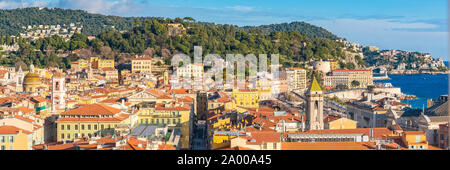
[55,82,60,91]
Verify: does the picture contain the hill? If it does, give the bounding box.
[241,21,339,40]
[0,8,339,41]
[0,7,153,36]
[0,8,347,71]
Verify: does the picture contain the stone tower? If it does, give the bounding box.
[306,76,324,130]
[16,66,24,92]
[52,71,66,113]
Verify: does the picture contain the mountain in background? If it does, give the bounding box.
[0,7,338,40]
[0,7,154,36]
[241,22,339,40]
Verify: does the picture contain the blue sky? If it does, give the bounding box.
[0,0,448,60]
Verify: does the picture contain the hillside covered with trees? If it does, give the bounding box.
[0,8,347,71]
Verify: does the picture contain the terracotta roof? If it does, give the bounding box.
[14,115,34,123]
[155,103,190,111]
[243,131,280,145]
[61,104,121,116]
[281,142,376,150]
[16,107,34,114]
[0,125,32,134]
[158,144,176,150]
[323,115,342,123]
[157,95,173,100]
[285,128,393,139]
[177,96,194,103]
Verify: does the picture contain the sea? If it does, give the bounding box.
[375,74,449,109]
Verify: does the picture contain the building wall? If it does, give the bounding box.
[56,121,120,141]
[232,89,259,109]
[326,118,357,130]
[0,131,32,150]
[286,68,306,91]
[132,59,152,73]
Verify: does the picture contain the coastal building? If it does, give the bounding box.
[286,68,307,92]
[324,69,373,89]
[438,123,449,149]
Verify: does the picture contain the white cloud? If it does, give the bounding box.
[0,0,48,9]
[226,6,254,12]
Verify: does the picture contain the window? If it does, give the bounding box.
[9,136,14,143]
[94,125,97,130]
[1,146,4,150]
[61,125,64,130]
[9,145,13,150]
[0,136,4,143]
[61,133,64,139]
[67,125,70,130]
[81,125,85,130]
[75,125,78,130]
[67,134,71,139]
[416,136,421,143]
[88,125,91,130]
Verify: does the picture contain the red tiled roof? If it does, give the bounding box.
[243,131,280,145]
[323,115,342,123]
[281,142,376,150]
[285,128,393,139]
[0,125,32,134]
[61,104,121,116]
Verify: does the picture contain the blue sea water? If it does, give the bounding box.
[375,74,449,109]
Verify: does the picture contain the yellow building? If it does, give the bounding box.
[0,125,33,150]
[401,131,429,150]
[72,59,90,71]
[132,56,152,73]
[324,116,357,130]
[209,95,234,111]
[232,89,259,109]
[137,102,192,149]
[90,57,114,69]
[212,132,238,150]
[56,104,130,142]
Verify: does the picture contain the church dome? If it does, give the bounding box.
[24,73,41,85]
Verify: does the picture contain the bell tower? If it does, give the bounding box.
[16,66,24,92]
[52,71,66,113]
[306,76,324,130]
